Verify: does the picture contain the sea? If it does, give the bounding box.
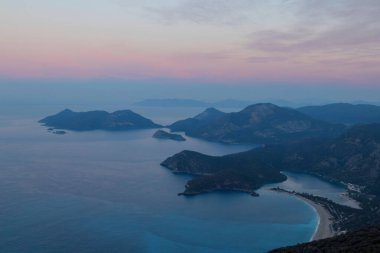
[0,105,355,253]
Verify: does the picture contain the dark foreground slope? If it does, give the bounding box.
[40,109,161,131]
[169,103,344,144]
[298,103,380,125]
[269,225,380,253]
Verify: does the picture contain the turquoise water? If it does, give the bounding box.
[0,106,346,253]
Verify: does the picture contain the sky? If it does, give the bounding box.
[1,0,380,103]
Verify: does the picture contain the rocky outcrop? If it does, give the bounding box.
[153,130,186,141]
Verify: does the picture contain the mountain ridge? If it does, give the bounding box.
[168,103,345,144]
[298,103,380,125]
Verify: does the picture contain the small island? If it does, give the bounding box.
[53,130,67,135]
[153,130,186,141]
[47,128,67,135]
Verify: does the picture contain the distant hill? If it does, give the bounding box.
[298,103,380,125]
[169,107,226,134]
[39,109,161,131]
[134,98,253,108]
[168,103,345,144]
[211,99,253,108]
[269,225,380,253]
[134,99,209,107]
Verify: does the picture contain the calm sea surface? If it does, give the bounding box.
[0,105,351,252]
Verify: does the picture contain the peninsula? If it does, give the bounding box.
[162,123,380,234]
[161,150,287,196]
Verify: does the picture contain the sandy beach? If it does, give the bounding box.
[272,189,336,241]
[298,196,336,240]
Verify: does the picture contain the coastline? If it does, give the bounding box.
[297,195,335,241]
[270,188,336,241]
[178,187,260,197]
[180,185,336,240]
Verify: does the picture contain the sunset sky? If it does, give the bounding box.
[1,0,380,93]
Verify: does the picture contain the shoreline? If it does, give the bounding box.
[270,188,336,241]
[180,186,337,240]
[272,190,337,241]
[178,187,260,197]
[296,195,335,241]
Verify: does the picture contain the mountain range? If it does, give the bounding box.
[168,103,345,144]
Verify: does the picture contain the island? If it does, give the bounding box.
[168,103,345,144]
[153,130,186,141]
[39,109,162,131]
